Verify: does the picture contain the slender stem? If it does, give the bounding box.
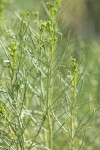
[17,115,25,150]
[47,67,53,149]
[70,108,74,150]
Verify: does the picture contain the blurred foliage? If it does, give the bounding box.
[0,0,7,24]
[60,0,100,37]
[86,0,100,34]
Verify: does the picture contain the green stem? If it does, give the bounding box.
[17,115,25,150]
[70,109,74,150]
[47,67,53,149]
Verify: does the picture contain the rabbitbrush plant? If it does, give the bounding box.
[0,0,97,150]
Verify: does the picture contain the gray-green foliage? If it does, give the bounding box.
[0,0,99,150]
